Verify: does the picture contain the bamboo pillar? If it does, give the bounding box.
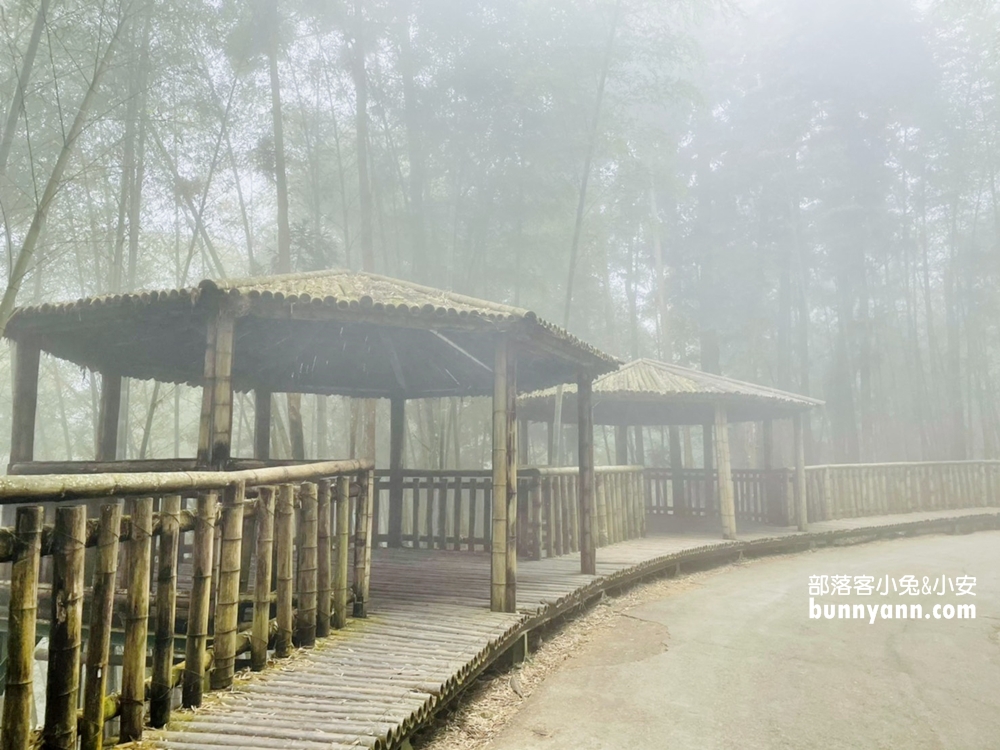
[96,371,122,462]
[530,478,543,559]
[197,309,236,469]
[81,503,122,750]
[794,413,808,531]
[546,420,555,466]
[578,374,596,575]
[1,507,42,750]
[212,482,245,689]
[714,404,737,540]
[505,351,518,610]
[254,389,271,460]
[703,421,715,516]
[634,426,645,466]
[491,336,510,612]
[9,338,40,465]
[251,486,275,670]
[518,417,530,465]
[615,423,628,465]
[44,505,87,750]
[388,395,405,547]
[297,482,319,646]
[333,476,350,629]
[353,469,374,618]
[121,497,152,742]
[317,479,332,637]
[151,495,181,728]
[275,484,295,657]
[595,473,609,546]
[183,492,217,708]
[669,425,684,515]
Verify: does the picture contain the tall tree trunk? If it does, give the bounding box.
[0,0,52,175]
[0,9,127,335]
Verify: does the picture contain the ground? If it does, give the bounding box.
[417,531,1000,750]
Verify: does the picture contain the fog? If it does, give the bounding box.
[0,0,997,468]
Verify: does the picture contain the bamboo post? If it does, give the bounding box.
[81,503,122,750]
[552,475,563,556]
[120,498,153,742]
[297,482,319,647]
[9,338,40,464]
[505,352,518,611]
[389,395,405,547]
[669,426,684,516]
[714,405,737,540]
[1,506,42,750]
[197,309,235,469]
[424,476,435,548]
[96,371,122,461]
[793,413,808,531]
[251,486,276,670]
[437,477,448,549]
[275,484,295,658]
[183,491,217,708]
[491,335,510,612]
[333,476,350,629]
[595,473,609,546]
[530,478,543,559]
[151,495,181,728]
[453,476,464,551]
[212,482,245,689]
[317,479,332,638]
[43,505,87,750]
[578,375,596,574]
[353,469,374,618]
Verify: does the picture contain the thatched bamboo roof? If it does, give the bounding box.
[518,358,822,425]
[4,270,618,398]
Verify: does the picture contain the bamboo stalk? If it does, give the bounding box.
[81,502,122,750]
[121,497,153,742]
[183,491,217,707]
[252,486,276,670]
[44,504,87,750]
[0,506,42,750]
[353,469,374,618]
[212,482,245,689]
[317,479,332,638]
[297,482,319,647]
[151,495,181,728]
[275,484,295,658]
[333,476,350,629]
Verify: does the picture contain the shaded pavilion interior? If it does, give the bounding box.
[3,269,618,612]
[518,358,823,538]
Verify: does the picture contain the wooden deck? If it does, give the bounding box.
[150,508,1000,750]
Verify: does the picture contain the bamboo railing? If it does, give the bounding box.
[373,466,647,561]
[518,466,646,560]
[0,459,374,750]
[804,461,1000,522]
[644,468,792,525]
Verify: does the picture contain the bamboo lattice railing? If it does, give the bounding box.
[0,459,374,750]
[644,468,792,525]
[804,461,1000,522]
[373,466,647,561]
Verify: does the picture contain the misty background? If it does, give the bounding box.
[0,0,997,470]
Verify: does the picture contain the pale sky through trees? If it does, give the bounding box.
[0,0,997,469]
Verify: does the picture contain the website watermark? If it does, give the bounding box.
[808,574,976,624]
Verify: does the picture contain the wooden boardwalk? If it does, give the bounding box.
[151,508,1000,750]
